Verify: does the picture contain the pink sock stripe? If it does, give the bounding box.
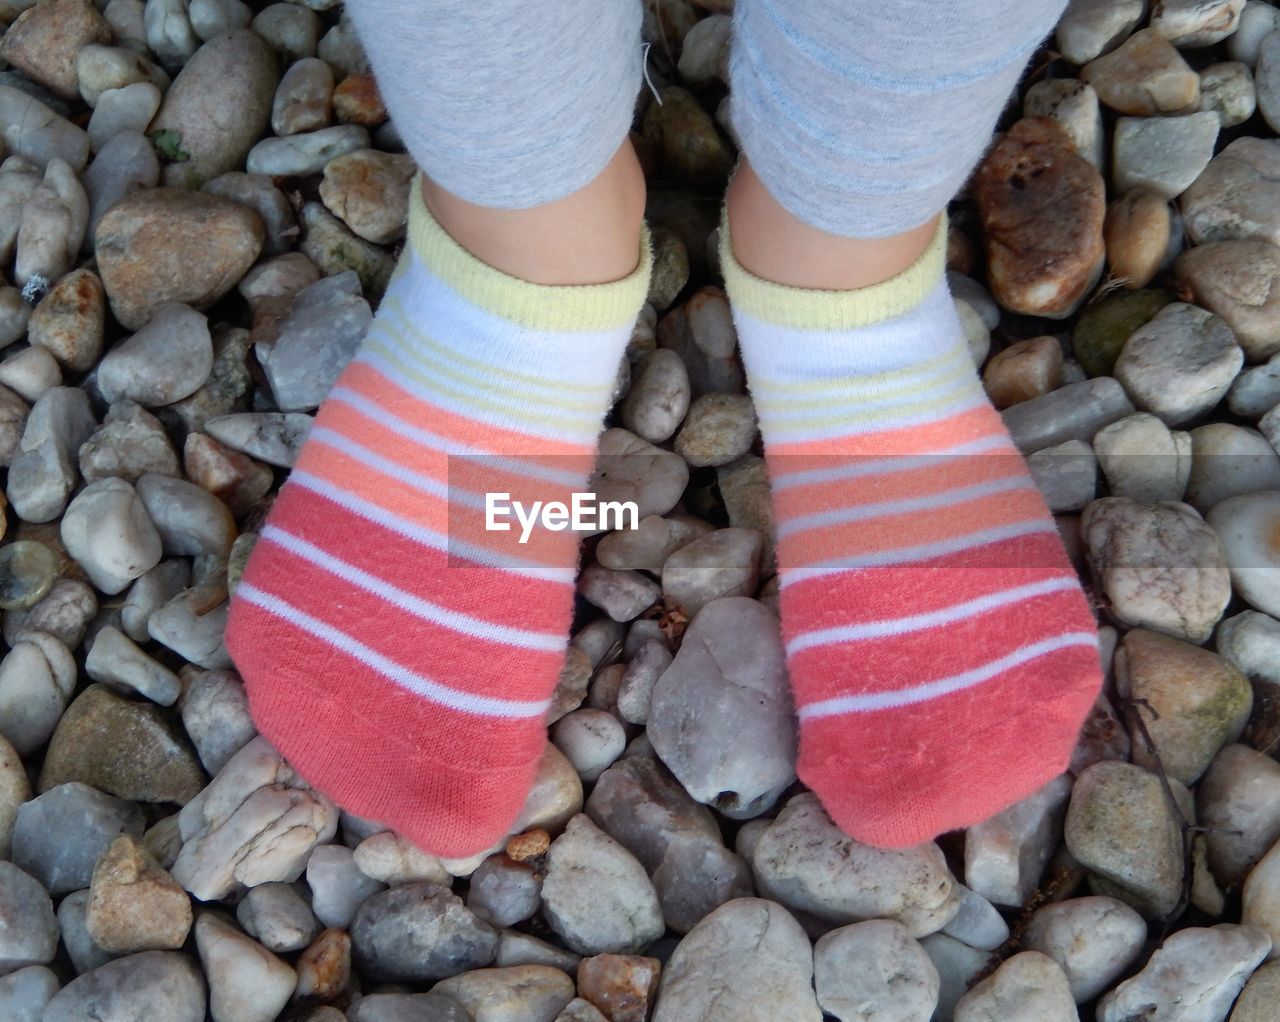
[236,582,555,719]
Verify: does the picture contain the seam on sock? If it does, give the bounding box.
[719,210,947,331]
[407,174,653,333]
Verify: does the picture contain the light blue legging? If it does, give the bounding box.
[347,0,1068,239]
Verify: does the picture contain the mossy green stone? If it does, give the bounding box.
[1073,288,1174,377]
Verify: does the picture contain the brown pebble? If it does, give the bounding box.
[506,829,551,862]
[982,336,1064,409]
[183,433,273,519]
[1081,27,1200,116]
[1105,190,1171,289]
[576,954,662,1022]
[333,73,387,125]
[294,928,352,1001]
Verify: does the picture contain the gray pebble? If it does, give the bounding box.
[12,782,145,895]
[350,882,497,983]
[43,950,205,1022]
[236,882,320,953]
[245,124,369,177]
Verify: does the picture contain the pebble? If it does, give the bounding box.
[1056,0,1146,64]
[0,347,60,406]
[1200,61,1258,126]
[42,951,206,1022]
[348,992,473,1022]
[551,709,627,783]
[1243,835,1280,953]
[87,82,161,154]
[12,782,145,894]
[172,736,339,900]
[1116,628,1252,784]
[148,30,277,189]
[0,539,58,610]
[85,833,192,953]
[252,1,320,60]
[1232,959,1280,1021]
[40,683,205,802]
[95,188,265,330]
[919,934,993,1022]
[433,966,576,1022]
[0,734,29,858]
[318,148,414,245]
[205,411,312,467]
[597,514,711,575]
[1199,744,1280,888]
[661,527,762,619]
[144,0,199,66]
[80,401,180,483]
[1105,190,1174,289]
[1065,761,1188,919]
[202,173,297,258]
[82,130,160,240]
[648,598,795,818]
[352,829,451,886]
[974,117,1106,318]
[495,930,581,974]
[147,583,231,669]
[316,10,367,73]
[1082,496,1231,642]
[0,639,64,754]
[272,57,333,136]
[1185,139,1280,251]
[1232,3,1280,63]
[1115,302,1242,425]
[183,432,272,517]
[656,287,744,396]
[0,383,29,467]
[118,558,186,641]
[6,386,92,523]
[1208,491,1280,617]
[811,919,938,1022]
[1024,896,1147,1002]
[575,954,661,1022]
[1178,239,1280,361]
[236,882,318,953]
[1258,30,1280,132]
[1217,608,1280,685]
[982,336,1063,409]
[84,625,180,704]
[8,576,96,648]
[255,271,371,411]
[677,12,730,84]
[1113,112,1220,200]
[467,856,541,928]
[1082,28,1200,114]
[292,926,351,1001]
[0,289,31,351]
[98,303,213,407]
[643,86,733,187]
[195,913,296,1022]
[0,157,42,268]
[58,888,118,974]
[1152,0,1246,46]
[102,0,148,49]
[1024,79,1104,168]
[61,477,163,594]
[300,201,395,300]
[15,158,88,288]
[1093,414,1192,501]
[673,392,755,467]
[752,793,960,936]
[350,882,497,982]
[1186,423,1280,511]
[1002,377,1134,454]
[577,565,660,623]
[1230,353,1280,417]
[0,861,58,972]
[621,348,691,442]
[136,473,236,557]
[1,0,111,100]
[187,0,250,40]
[305,843,384,929]
[541,815,664,955]
[1098,924,1272,1022]
[509,743,584,837]
[332,73,385,126]
[953,951,1076,1022]
[615,639,672,724]
[246,124,370,178]
[964,774,1072,908]
[0,84,89,171]
[1027,439,1098,512]
[594,427,690,521]
[0,966,58,1022]
[74,44,169,107]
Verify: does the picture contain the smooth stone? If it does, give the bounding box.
[11,782,145,894]
[1074,287,1175,377]
[1184,138,1280,248]
[42,951,205,1022]
[1113,112,1220,199]
[61,477,163,594]
[135,473,236,557]
[289,926,351,1004]
[615,638,673,724]
[577,565,660,623]
[0,539,57,610]
[178,669,255,776]
[39,683,205,802]
[1056,0,1146,63]
[306,844,385,930]
[432,966,575,1022]
[238,252,321,310]
[648,597,795,818]
[74,44,168,107]
[14,158,89,288]
[148,30,277,189]
[172,736,339,900]
[1027,439,1097,512]
[551,710,626,784]
[251,1,319,60]
[0,966,58,1022]
[347,993,474,1022]
[85,834,191,953]
[1,0,111,99]
[752,792,960,936]
[541,815,664,955]
[964,774,1072,907]
[58,889,117,974]
[1229,350,1280,415]
[352,830,451,886]
[982,335,1063,409]
[332,72,386,126]
[1177,240,1280,361]
[119,559,188,641]
[148,584,233,669]
[202,172,297,257]
[143,0,198,65]
[87,83,162,151]
[1186,423,1280,511]
[1200,61,1259,126]
[1233,2,1280,63]
[642,85,732,187]
[0,734,29,859]
[1244,835,1280,955]
[0,861,57,972]
[1024,79,1104,168]
[0,154,43,270]
[247,125,370,180]
[1024,896,1147,1002]
[318,148,414,245]
[7,385,95,523]
[0,291,33,353]
[1217,609,1280,685]
[655,286,744,396]
[813,920,938,1022]
[1082,496,1231,642]
[1002,377,1134,454]
[652,898,821,1022]
[0,84,88,171]
[6,576,96,648]
[255,271,371,411]
[1232,960,1280,1021]
[80,401,181,484]
[82,130,159,241]
[467,856,541,928]
[660,527,762,619]
[508,743,585,837]
[673,392,756,468]
[299,201,394,301]
[1106,190,1174,289]
[1115,302,1243,424]
[1208,491,1280,617]
[1065,761,1188,919]
[0,348,59,407]
[98,304,213,409]
[938,884,1008,952]
[271,57,332,136]
[95,188,265,330]
[236,883,318,953]
[919,934,992,1022]
[195,913,296,1022]
[1082,28,1200,114]
[1152,0,1246,45]
[0,382,29,467]
[204,411,311,468]
[593,428,691,528]
[1098,925,1272,1022]
[188,0,250,39]
[1094,413,1192,502]
[1258,29,1280,132]
[953,951,1075,1022]
[28,266,105,373]
[575,954,660,1022]
[1199,744,1280,887]
[494,930,581,974]
[597,514,711,576]
[620,349,691,443]
[0,640,64,756]
[1115,629,1252,784]
[350,882,497,982]
[974,117,1106,318]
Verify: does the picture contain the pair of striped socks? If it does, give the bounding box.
[225,184,1102,856]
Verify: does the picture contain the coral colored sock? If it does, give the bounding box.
[721,220,1102,848]
[225,183,650,857]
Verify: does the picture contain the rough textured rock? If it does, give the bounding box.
[350,882,497,983]
[1177,239,1280,361]
[1024,896,1147,1002]
[952,952,1076,1022]
[85,834,192,953]
[42,951,206,1022]
[813,920,939,1022]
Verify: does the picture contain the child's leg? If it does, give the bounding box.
[225,1,649,857]
[723,0,1103,847]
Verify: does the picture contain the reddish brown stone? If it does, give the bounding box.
[333,73,387,126]
[183,433,273,519]
[576,954,661,1022]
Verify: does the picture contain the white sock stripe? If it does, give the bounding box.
[327,387,587,489]
[768,434,1017,492]
[779,519,1061,585]
[755,369,977,423]
[796,632,1099,719]
[289,471,576,583]
[260,525,566,651]
[757,391,988,444]
[786,576,1082,655]
[236,583,555,719]
[777,474,1038,539]
[749,346,971,406]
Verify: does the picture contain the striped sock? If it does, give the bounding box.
[721,221,1102,848]
[225,183,650,857]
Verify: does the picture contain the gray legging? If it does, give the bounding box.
[347,0,1068,238]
